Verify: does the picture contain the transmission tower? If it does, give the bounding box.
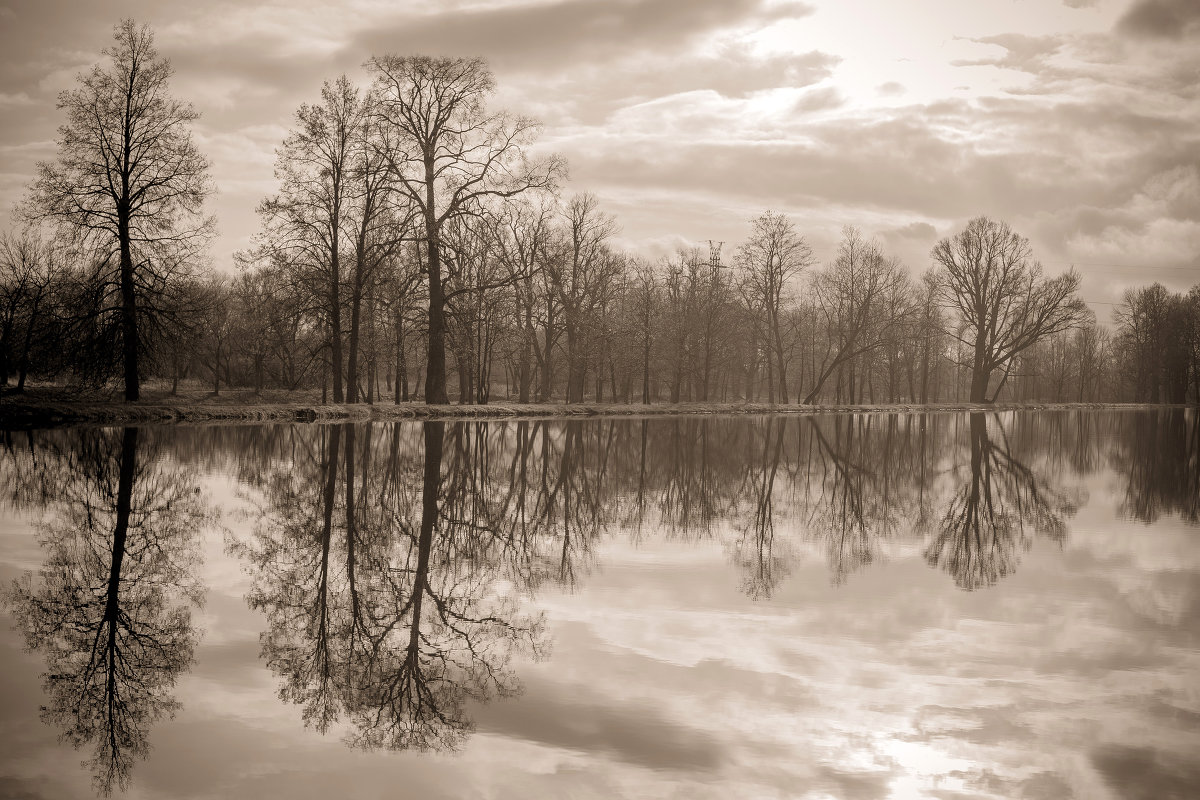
[707,240,725,270]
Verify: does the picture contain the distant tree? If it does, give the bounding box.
[369,55,564,404]
[0,229,67,390]
[1189,285,1200,404]
[1115,282,1196,403]
[492,197,555,402]
[26,20,212,400]
[626,256,660,404]
[804,227,909,404]
[196,275,233,395]
[735,211,813,403]
[546,194,621,403]
[932,217,1087,403]
[910,268,947,403]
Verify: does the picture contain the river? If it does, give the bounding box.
[0,410,1196,798]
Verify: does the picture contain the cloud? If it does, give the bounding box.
[1116,0,1200,39]
[0,91,34,107]
[474,675,726,772]
[345,0,815,71]
[882,221,937,243]
[1090,744,1200,799]
[951,33,1063,74]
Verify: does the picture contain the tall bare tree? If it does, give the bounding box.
[27,20,212,400]
[258,76,363,403]
[804,227,909,404]
[933,217,1087,403]
[547,193,621,403]
[736,211,813,403]
[493,197,555,403]
[369,55,564,404]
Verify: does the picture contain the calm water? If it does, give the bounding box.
[0,411,1197,799]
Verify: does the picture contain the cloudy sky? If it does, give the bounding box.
[1,0,1198,319]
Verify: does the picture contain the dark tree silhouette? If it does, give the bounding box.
[26,20,213,400]
[933,218,1087,403]
[368,56,564,404]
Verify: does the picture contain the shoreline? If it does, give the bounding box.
[1,394,1193,430]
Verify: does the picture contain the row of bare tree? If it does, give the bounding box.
[2,20,1197,404]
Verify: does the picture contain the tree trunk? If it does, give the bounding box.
[104,427,138,628]
[539,300,555,401]
[212,341,221,395]
[641,328,651,404]
[346,266,363,403]
[423,172,449,404]
[119,219,140,401]
[969,360,990,403]
[771,311,788,404]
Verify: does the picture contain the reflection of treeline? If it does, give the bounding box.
[1110,409,1199,524]
[211,412,1128,598]
[0,411,1191,789]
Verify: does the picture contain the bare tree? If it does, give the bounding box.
[368,56,564,404]
[0,229,68,391]
[626,256,660,404]
[546,194,621,403]
[345,102,412,403]
[735,211,813,403]
[493,197,555,402]
[196,275,233,395]
[258,76,364,403]
[932,217,1087,403]
[1115,282,1198,403]
[26,20,212,400]
[804,227,909,404]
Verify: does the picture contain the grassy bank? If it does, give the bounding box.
[1,385,1185,429]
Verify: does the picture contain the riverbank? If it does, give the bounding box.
[1,386,1188,429]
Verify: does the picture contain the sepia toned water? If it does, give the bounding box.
[0,411,1196,799]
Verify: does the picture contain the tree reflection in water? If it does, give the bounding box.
[731,417,790,599]
[1112,409,1199,524]
[234,421,548,752]
[2,427,210,795]
[924,413,1079,589]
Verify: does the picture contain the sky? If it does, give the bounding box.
[1,0,1198,321]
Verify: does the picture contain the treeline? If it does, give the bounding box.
[2,20,1198,405]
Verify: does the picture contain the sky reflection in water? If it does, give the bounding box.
[0,410,1196,799]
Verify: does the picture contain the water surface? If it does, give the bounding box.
[0,411,1197,799]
